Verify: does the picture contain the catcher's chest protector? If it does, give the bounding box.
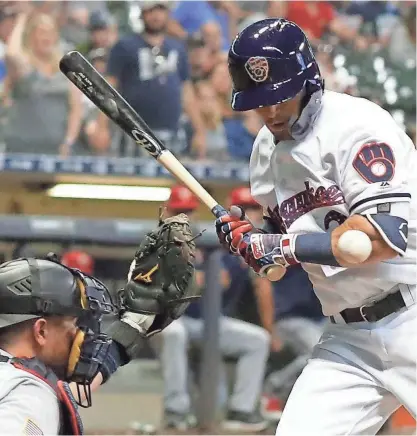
[0,355,83,435]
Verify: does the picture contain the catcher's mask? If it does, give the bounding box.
[0,255,116,407]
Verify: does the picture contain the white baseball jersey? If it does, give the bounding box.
[0,349,60,435]
[250,90,416,316]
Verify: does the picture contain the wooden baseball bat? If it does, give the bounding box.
[59,51,285,282]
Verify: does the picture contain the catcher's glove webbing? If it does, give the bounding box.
[119,214,200,335]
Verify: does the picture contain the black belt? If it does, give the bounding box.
[330,290,405,324]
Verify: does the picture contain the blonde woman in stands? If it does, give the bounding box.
[4,11,82,156]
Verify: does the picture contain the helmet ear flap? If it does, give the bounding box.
[65,277,88,379]
[76,278,88,309]
[67,329,85,378]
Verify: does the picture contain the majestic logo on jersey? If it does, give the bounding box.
[268,182,345,229]
[353,142,395,184]
[245,57,269,83]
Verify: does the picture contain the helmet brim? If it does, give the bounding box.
[0,314,39,329]
[231,75,305,111]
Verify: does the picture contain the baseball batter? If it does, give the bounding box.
[216,19,416,435]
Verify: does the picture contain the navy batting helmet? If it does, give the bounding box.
[228,19,324,111]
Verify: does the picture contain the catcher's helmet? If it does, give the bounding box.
[0,257,113,328]
[0,257,83,328]
[228,18,324,111]
[0,256,115,405]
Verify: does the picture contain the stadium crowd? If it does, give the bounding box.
[0,0,414,159]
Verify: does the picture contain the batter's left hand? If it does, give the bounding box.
[215,205,254,254]
[215,208,293,276]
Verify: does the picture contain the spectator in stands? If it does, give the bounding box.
[27,1,76,51]
[210,61,262,160]
[0,3,17,44]
[187,34,214,81]
[386,5,416,67]
[334,1,402,47]
[61,249,94,275]
[203,2,235,53]
[62,0,110,46]
[87,47,108,76]
[225,187,283,421]
[226,188,281,351]
[168,1,231,53]
[264,265,326,406]
[4,11,83,156]
[0,2,18,105]
[236,1,268,33]
[268,1,369,51]
[225,187,325,418]
[159,185,270,432]
[107,1,206,158]
[76,10,118,55]
[194,80,228,160]
[80,48,115,156]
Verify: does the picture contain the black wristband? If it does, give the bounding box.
[100,341,127,384]
[294,233,341,267]
[105,320,146,362]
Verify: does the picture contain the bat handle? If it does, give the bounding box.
[211,204,285,282]
[212,204,228,218]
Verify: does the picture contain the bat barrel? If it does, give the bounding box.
[59,51,166,159]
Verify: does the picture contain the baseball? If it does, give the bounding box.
[337,230,372,263]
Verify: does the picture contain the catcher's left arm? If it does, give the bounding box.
[69,215,199,397]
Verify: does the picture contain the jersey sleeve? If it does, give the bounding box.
[338,123,414,216]
[0,378,60,434]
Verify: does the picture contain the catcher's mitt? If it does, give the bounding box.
[119,213,200,334]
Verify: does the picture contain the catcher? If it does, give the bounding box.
[0,214,197,435]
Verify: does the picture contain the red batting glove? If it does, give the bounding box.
[215,207,254,255]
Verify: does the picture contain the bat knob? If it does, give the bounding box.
[266,265,286,281]
[230,205,245,220]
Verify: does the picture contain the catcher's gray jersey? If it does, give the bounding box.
[0,349,60,435]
